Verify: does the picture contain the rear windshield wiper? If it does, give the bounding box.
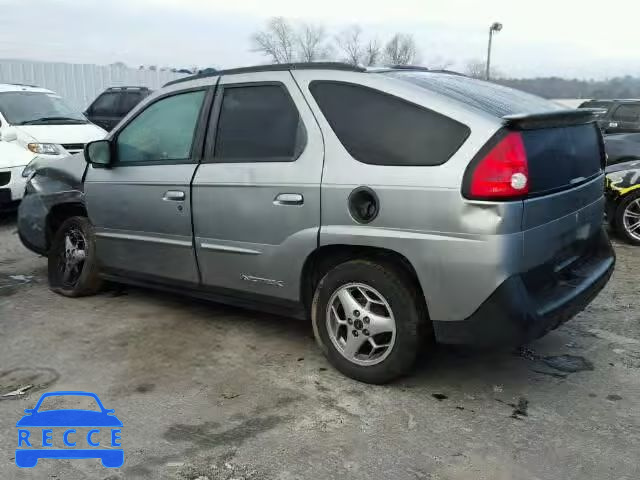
[20,117,87,125]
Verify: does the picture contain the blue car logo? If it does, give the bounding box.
[15,391,123,468]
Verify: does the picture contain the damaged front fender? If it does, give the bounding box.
[17,154,88,255]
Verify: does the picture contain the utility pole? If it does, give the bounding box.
[486,22,503,81]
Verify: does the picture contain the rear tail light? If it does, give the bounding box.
[465,131,529,200]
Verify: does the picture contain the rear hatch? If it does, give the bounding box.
[388,70,611,305]
[476,110,609,315]
[510,116,606,273]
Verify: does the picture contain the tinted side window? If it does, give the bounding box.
[612,104,640,122]
[310,81,470,166]
[90,92,120,115]
[214,85,305,162]
[116,90,205,164]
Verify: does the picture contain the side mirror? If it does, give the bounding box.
[85,139,112,167]
[1,128,17,142]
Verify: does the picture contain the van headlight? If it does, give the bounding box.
[27,143,61,155]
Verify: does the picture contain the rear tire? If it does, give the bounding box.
[614,192,640,246]
[48,216,102,297]
[311,259,425,384]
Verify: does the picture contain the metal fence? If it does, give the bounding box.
[0,59,188,111]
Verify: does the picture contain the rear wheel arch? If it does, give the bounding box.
[300,244,429,319]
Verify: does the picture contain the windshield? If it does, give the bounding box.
[0,91,87,125]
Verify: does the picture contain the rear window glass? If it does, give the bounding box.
[522,124,603,195]
[384,71,562,117]
[309,81,470,166]
[91,92,120,115]
[612,104,640,122]
[579,101,613,111]
[119,92,144,115]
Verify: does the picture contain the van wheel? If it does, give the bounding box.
[614,192,640,246]
[311,259,424,384]
[48,216,102,297]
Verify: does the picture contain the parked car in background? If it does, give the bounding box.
[604,132,640,166]
[85,86,151,131]
[18,63,615,383]
[0,140,32,210]
[604,133,640,245]
[0,83,106,210]
[579,99,640,134]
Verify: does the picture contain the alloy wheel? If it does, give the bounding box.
[623,198,640,242]
[326,283,396,366]
[57,228,87,287]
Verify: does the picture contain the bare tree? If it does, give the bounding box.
[429,56,454,70]
[465,59,502,79]
[252,17,297,63]
[297,23,332,62]
[465,60,485,79]
[336,25,365,66]
[384,34,419,65]
[363,38,382,66]
[251,17,423,68]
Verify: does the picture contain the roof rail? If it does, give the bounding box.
[368,66,467,77]
[164,62,365,87]
[388,65,431,72]
[3,82,40,88]
[427,69,468,77]
[105,86,151,91]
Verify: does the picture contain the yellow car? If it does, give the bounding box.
[606,159,640,245]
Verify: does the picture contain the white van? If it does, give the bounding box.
[0,83,106,209]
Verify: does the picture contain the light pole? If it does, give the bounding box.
[486,22,502,81]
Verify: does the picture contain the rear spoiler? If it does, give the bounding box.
[502,108,605,130]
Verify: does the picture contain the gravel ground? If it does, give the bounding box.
[0,211,639,480]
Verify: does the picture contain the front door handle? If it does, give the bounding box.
[163,190,185,201]
[274,193,303,206]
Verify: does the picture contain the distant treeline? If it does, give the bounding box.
[495,76,640,100]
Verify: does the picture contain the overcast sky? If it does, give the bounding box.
[1,0,639,79]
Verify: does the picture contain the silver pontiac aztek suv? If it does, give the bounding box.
[18,63,615,383]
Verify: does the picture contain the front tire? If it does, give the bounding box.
[614,192,640,246]
[48,216,102,297]
[311,259,425,384]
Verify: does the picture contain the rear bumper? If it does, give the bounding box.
[433,228,615,347]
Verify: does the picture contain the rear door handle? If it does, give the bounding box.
[163,190,185,201]
[274,193,303,206]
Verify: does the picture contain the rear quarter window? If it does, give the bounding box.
[309,81,470,166]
